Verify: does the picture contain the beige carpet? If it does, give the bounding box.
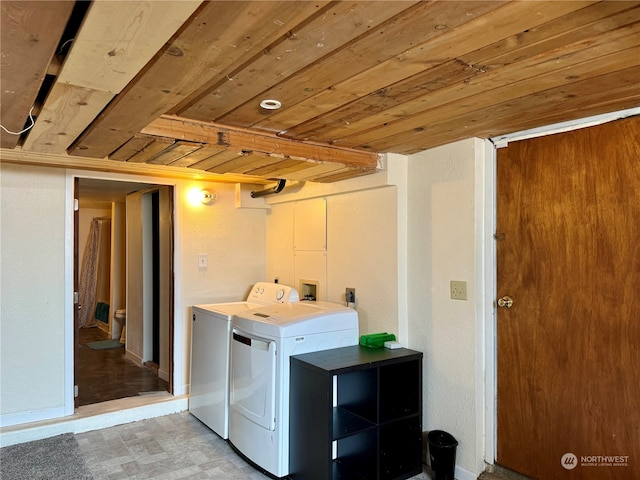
[0,433,93,480]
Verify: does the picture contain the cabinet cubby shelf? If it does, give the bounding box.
[333,406,376,440]
[290,345,423,480]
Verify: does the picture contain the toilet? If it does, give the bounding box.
[114,309,126,343]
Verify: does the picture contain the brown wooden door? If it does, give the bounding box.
[496,116,640,480]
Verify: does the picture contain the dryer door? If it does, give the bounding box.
[230,329,277,431]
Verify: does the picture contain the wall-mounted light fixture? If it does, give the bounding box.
[187,187,217,207]
[200,190,216,204]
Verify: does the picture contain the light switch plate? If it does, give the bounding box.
[198,253,208,268]
[450,280,467,300]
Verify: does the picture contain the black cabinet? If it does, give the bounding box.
[289,346,423,480]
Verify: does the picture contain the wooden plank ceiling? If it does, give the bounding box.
[2,0,639,185]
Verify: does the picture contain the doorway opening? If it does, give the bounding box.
[75,178,174,407]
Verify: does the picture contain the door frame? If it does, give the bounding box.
[65,170,179,412]
[483,106,640,468]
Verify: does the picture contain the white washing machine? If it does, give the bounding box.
[190,282,299,439]
[228,301,359,478]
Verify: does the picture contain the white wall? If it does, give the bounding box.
[1,147,490,478]
[0,164,267,426]
[406,138,488,478]
[266,201,295,286]
[178,181,267,393]
[265,173,399,337]
[1,164,68,424]
[264,148,490,479]
[326,187,398,334]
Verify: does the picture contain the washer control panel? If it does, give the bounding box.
[247,282,300,304]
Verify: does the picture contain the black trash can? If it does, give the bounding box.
[427,430,458,480]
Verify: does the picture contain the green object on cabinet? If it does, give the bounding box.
[359,332,396,348]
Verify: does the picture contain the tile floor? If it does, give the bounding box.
[71,325,526,480]
[73,328,437,479]
[76,412,432,480]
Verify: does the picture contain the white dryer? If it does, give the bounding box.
[229,301,359,478]
[190,282,298,439]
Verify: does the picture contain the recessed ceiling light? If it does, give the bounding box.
[260,99,282,110]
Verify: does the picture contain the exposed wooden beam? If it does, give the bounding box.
[57,1,204,94]
[146,142,205,166]
[231,0,509,131]
[327,4,640,149]
[282,0,606,141]
[179,1,418,122]
[0,1,74,149]
[141,116,380,170]
[21,0,203,154]
[0,148,271,184]
[21,84,113,154]
[66,1,333,159]
[378,65,640,154]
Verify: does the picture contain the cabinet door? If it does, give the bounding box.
[294,198,326,251]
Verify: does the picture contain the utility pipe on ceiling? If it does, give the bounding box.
[250,179,286,198]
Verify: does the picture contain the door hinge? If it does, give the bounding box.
[74,198,79,212]
[74,385,79,397]
[493,232,506,241]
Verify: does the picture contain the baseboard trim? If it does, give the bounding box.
[0,394,188,447]
[158,368,170,382]
[456,464,478,480]
[424,463,477,480]
[0,406,67,429]
[124,348,143,366]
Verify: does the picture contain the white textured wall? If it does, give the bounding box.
[1,164,67,422]
[0,166,267,424]
[177,181,266,394]
[406,138,486,477]
[1,149,490,475]
[266,176,399,338]
[326,187,398,334]
[265,201,295,285]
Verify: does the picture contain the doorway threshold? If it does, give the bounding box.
[0,393,188,447]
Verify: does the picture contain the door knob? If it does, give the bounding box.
[497,296,514,308]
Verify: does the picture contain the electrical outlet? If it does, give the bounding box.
[450,280,467,300]
[346,288,356,303]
